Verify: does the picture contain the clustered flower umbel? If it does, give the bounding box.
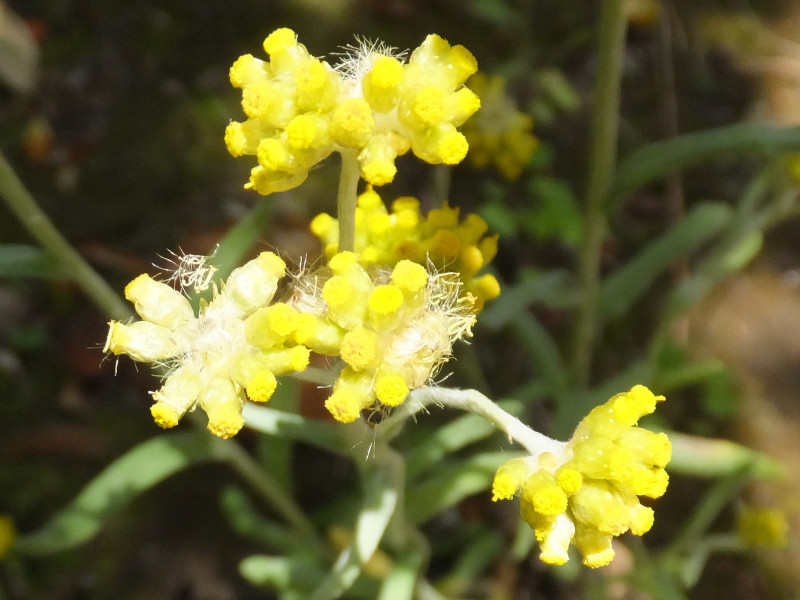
[310,187,500,312]
[104,250,476,436]
[103,27,672,571]
[492,385,671,568]
[225,28,480,195]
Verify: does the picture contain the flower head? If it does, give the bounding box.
[105,251,310,438]
[492,385,671,567]
[462,73,538,180]
[226,28,480,194]
[310,187,500,312]
[288,252,476,422]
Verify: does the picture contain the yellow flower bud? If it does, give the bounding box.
[124,274,194,328]
[331,98,375,148]
[375,370,409,406]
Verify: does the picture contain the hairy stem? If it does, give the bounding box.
[0,150,130,320]
[571,0,627,387]
[392,387,564,457]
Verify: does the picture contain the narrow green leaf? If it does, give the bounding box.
[309,445,402,600]
[13,431,217,556]
[407,452,522,525]
[212,200,273,279]
[480,268,580,330]
[598,202,733,319]
[239,554,325,590]
[467,0,518,25]
[220,486,296,550]
[0,244,65,279]
[526,177,582,244]
[609,122,800,208]
[668,432,784,480]
[510,313,569,396]
[242,403,347,455]
[405,400,523,480]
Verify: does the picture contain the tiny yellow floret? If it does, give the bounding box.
[491,457,530,501]
[340,326,380,371]
[246,370,278,403]
[151,403,181,429]
[375,371,409,406]
[391,260,429,294]
[438,130,469,164]
[264,28,296,56]
[331,98,375,148]
[322,276,355,309]
[368,285,404,316]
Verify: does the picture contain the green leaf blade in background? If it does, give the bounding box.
[0,244,66,279]
[406,452,522,525]
[609,122,800,209]
[12,431,218,556]
[210,199,273,280]
[598,202,733,320]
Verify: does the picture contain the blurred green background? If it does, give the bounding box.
[3,0,800,598]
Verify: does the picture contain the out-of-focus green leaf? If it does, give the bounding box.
[510,313,570,398]
[439,528,504,597]
[240,553,325,590]
[668,433,784,479]
[242,403,347,455]
[526,177,582,244]
[480,269,579,330]
[666,228,764,318]
[535,68,581,113]
[468,0,518,25]
[377,549,424,600]
[609,122,800,209]
[13,431,218,556]
[212,200,273,279]
[309,446,402,600]
[598,202,733,319]
[0,244,65,279]
[404,400,523,480]
[221,486,296,550]
[407,452,522,525]
[479,198,519,238]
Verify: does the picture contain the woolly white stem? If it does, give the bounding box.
[399,387,564,457]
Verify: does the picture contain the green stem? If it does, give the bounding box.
[309,438,401,600]
[432,164,451,205]
[571,0,627,387]
[337,149,361,252]
[212,436,318,541]
[0,150,131,320]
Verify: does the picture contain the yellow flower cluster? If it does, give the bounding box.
[288,252,476,422]
[105,248,478,433]
[225,28,481,195]
[310,187,500,312]
[492,385,671,568]
[462,73,538,180]
[104,252,310,438]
